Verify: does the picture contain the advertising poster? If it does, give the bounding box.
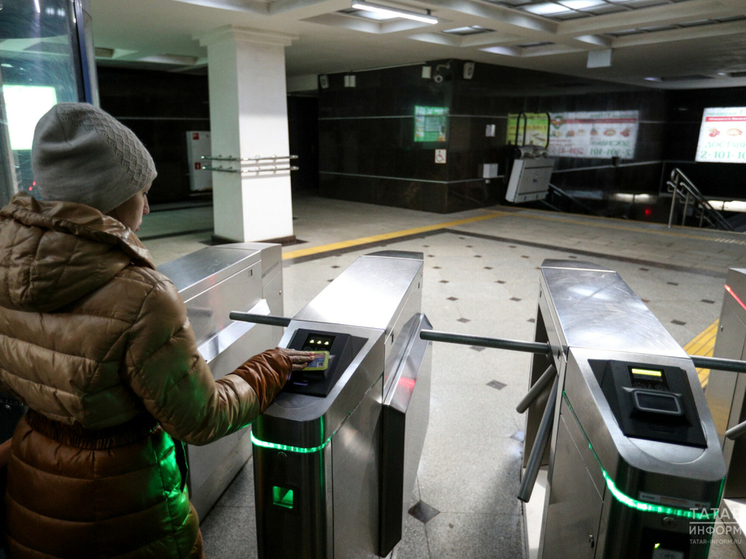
[696,107,746,163]
[506,113,550,146]
[414,106,448,142]
[546,110,639,159]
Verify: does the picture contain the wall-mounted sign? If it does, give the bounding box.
[415,106,448,142]
[546,110,639,159]
[696,107,746,163]
[435,149,447,164]
[507,113,549,147]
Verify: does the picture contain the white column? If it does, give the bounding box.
[197,26,298,242]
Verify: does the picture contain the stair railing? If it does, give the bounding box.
[666,168,735,231]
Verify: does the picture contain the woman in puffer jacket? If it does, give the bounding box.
[0,103,313,558]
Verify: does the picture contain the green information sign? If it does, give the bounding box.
[414,106,448,142]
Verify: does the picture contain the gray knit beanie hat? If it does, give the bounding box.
[31,103,157,214]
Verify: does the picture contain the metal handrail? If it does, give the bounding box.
[202,155,298,162]
[666,168,734,231]
[203,165,299,174]
[546,183,603,217]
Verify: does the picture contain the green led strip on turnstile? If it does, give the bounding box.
[250,431,332,454]
[250,415,337,454]
[562,391,722,521]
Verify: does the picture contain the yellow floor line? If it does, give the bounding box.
[684,319,719,388]
[510,211,746,245]
[283,212,504,260]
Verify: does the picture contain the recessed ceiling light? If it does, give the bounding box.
[559,0,606,9]
[644,77,661,81]
[340,7,398,20]
[351,1,438,24]
[443,25,493,34]
[521,2,572,15]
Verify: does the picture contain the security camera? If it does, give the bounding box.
[433,74,444,84]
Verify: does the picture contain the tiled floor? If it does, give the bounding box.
[140,195,746,559]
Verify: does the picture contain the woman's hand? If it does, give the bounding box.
[276,348,317,371]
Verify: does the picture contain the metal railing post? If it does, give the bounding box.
[667,181,677,228]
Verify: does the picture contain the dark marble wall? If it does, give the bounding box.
[288,95,320,191]
[318,59,672,213]
[97,66,211,205]
[318,63,473,212]
[98,67,320,202]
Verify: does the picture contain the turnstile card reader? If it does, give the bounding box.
[253,251,432,559]
[527,260,726,559]
[593,360,706,448]
[283,329,363,397]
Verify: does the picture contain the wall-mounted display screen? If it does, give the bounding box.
[507,113,549,147]
[3,85,58,151]
[414,106,448,142]
[547,110,639,159]
[695,107,746,163]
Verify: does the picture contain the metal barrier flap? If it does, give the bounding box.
[380,313,432,556]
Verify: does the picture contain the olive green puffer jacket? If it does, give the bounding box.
[0,193,291,558]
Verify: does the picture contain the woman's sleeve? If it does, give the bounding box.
[121,277,292,446]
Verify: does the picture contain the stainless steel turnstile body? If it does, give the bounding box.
[705,268,746,557]
[252,251,432,559]
[159,242,283,517]
[527,260,726,559]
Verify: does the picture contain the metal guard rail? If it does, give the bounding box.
[546,183,602,217]
[667,168,734,231]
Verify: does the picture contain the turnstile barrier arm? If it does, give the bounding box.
[419,331,746,374]
[419,330,551,356]
[690,355,746,375]
[230,311,291,327]
[726,420,746,440]
[518,374,559,503]
[516,364,556,414]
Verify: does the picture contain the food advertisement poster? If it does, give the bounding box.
[546,111,639,159]
[414,106,448,142]
[696,107,746,163]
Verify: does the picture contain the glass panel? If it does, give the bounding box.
[0,0,86,204]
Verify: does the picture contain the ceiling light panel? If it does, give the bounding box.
[559,0,605,9]
[488,0,703,21]
[339,8,399,20]
[442,25,495,35]
[350,1,438,24]
[521,3,571,15]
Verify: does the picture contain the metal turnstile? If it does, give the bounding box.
[523,260,726,559]
[247,251,432,559]
[705,268,746,556]
[159,242,283,518]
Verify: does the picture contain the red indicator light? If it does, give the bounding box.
[28,186,32,191]
[644,207,652,217]
[32,181,36,186]
[725,284,746,313]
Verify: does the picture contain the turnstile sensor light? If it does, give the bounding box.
[630,367,663,378]
[272,486,294,509]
